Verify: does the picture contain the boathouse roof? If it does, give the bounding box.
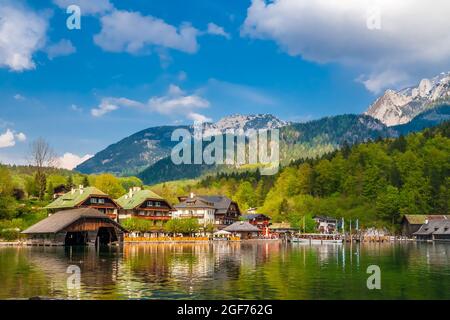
[22,208,127,234]
[224,221,259,233]
[413,219,450,236]
[44,186,113,210]
[116,188,169,210]
[402,214,450,225]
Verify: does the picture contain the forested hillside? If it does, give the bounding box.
[168,121,450,230]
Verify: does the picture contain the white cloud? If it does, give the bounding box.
[0,129,15,148]
[0,129,26,148]
[13,94,26,101]
[168,84,185,96]
[0,2,48,71]
[242,0,450,93]
[57,152,93,170]
[91,97,143,117]
[91,85,211,122]
[358,70,410,94]
[15,132,26,142]
[53,0,113,15]
[148,85,210,117]
[207,23,231,39]
[187,112,212,123]
[94,10,199,54]
[46,39,76,60]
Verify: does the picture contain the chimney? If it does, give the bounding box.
[71,188,75,195]
[425,219,429,224]
[190,192,195,198]
[79,185,84,194]
[129,188,133,198]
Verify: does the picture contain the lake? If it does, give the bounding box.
[0,241,449,300]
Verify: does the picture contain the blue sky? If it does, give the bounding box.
[1,0,450,168]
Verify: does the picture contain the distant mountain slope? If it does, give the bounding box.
[75,114,286,176]
[75,125,188,175]
[279,114,396,164]
[392,105,450,135]
[365,71,450,126]
[138,114,395,184]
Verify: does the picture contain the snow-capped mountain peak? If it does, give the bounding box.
[366,71,450,126]
[201,114,288,136]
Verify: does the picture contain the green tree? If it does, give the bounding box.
[82,175,90,187]
[376,186,400,224]
[66,175,74,190]
[34,171,47,200]
[119,176,143,191]
[234,181,257,210]
[0,196,17,220]
[46,181,54,200]
[0,166,14,195]
[94,174,125,198]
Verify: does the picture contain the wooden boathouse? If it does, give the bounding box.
[413,219,450,242]
[21,208,127,246]
[401,214,450,237]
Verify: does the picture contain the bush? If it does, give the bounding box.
[0,196,18,220]
[0,229,21,241]
[121,218,157,232]
[164,218,200,235]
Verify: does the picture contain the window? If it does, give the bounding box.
[98,198,105,204]
[90,198,97,204]
[147,201,153,207]
[155,201,161,207]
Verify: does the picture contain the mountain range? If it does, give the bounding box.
[366,72,450,126]
[76,71,450,183]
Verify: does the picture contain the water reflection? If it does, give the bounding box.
[0,242,449,300]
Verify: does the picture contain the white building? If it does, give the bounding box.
[173,193,241,229]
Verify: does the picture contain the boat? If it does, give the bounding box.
[289,233,343,244]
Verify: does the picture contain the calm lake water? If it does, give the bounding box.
[0,241,449,300]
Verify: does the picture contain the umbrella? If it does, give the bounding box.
[214,230,231,235]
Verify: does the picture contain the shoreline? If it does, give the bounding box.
[0,239,441,247]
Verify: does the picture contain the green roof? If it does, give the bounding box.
[45,187,108,210]
[403,214,450,225]
[115,189,165,210]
